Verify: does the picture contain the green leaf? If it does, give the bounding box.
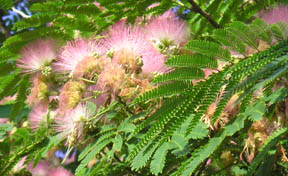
[118,123,136,133]
[9,77,30,121]
[213,29,246,55]
[150,142,170,176]
[165,54,218,69]
[185,40,231,61]
[0,0,13,11]
[187,121,209,140]
[271,22,288,41]
[76,138,113,176]
[243,101,266,121]
[228,21,259,50]
[112,134,123,152]
[168,134,189,156]
[0,104,12,118]
[86,101,97,114]
[153,68,205,83]
[0,123,13,139]
[33,134,62,166]
[134,81,192,104]
[131,142,159,171]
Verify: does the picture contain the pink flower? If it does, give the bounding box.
[28,160,50,176]
[97,63,126,94]
[104,22,166,74]
[0,118,8,124]
[58,81,85,110]
[17,39,58,74]
[28,103,49,131]
[27,74,49,106]
[145,10,190,53]
[54,104,91,146]
[259,5,288,24]
[85,84,108,107]
[48,167,73,176]
[54,38,106,78]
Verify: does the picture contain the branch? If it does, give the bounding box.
[12,7,30,18]
[0,10,11,38]
[187,0,221,29]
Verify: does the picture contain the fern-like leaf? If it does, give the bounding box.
[185,40,231,61]
[165,54,218,69]
[134,81,192,104]
[153,68,204,83]
[150,142,170,175]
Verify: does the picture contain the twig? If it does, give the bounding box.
[187,0,221,29]
[0,10,11,38]
[12,7,30,18]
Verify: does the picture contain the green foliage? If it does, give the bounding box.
[0,123,13,139]
[150,142,170,175]
[9,77,30,121]
[185,40,231,61]
[248,128,288,175]
[153,68,204,83]
[134,81,192,104]
[165,54,218,68]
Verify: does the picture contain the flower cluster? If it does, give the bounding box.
[15,10,190,148]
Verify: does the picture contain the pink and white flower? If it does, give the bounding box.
[54,38,106,77]
[97,63,126,94]
[17,39,58,74]
[259,5,288,24]
[54,104,91,146]
[28,160,50,176]
[27,74,49,106]
[58,81,85,110]
[145,10,190,54]
[104,22,166,74]
[28,103,50,131]
[49,167,74,176]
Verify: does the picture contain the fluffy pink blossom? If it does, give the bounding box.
[58,81,85,110]
[49,167,73,176]
[85,84,108,107]
[28,103,49,131]
[17,39,58,73]
[28,160,50,176]
[54,38,106,77]
[54,104,91,146]
[97,63,126,94]
[27,74,49,106]
[145,10,190,53]
[104,22,166,74]
[259,5,288,24]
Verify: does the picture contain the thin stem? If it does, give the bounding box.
[61,146,73,165]
[87,107,110,122]
[80,77,97,84]
[173,0,190,9]
[81,95,96,102]
[187,0,221,29]
[12,7,30,18]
